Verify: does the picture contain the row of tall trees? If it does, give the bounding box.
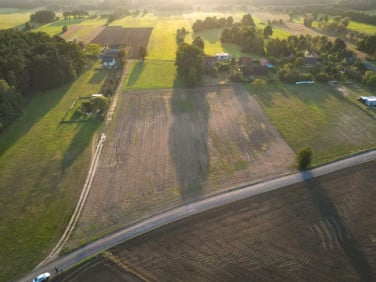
[0,29,86,132]
[30,10,57,24]
[192,16,234,32]
[62,10,90,20]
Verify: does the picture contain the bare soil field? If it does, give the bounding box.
[91,26,153,58]
[67,85,294,249]
[60,25,105,44]
[56,160,376,281]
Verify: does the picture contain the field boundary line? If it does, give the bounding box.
[37,62,130,267]
[37,133,106,267]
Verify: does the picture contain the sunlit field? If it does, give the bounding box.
[348,21,376,35]
[0,62,107,281]
[251,82,376,166]
[0,8,34,29]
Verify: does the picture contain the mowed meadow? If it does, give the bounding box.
[0,62,108,281]
[251,82,376,166]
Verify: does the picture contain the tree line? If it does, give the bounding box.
[0,29,86,132]
[30,10,57,24]
[62,10,90,20]
[192,16,234,32]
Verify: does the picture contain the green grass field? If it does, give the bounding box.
[0,8,34,29]
[348,21,376,35]
[112,12,255,60]
[0,63,107,281]
[250,82,376,166]
[336,83,376,119]
[33,18,87,36]
[124,61,184,89]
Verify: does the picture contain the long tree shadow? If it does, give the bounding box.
[124,62,145,88]
[0,84,72,157]
[60,118,102,173]
[169,86,210,201]
[301,170,375,281]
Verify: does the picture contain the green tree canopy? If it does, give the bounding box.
[296,147,313,170]
[30,10,56,24]
[175,43,204,87]
[193,36,205,50]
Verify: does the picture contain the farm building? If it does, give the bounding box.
[358,96,376,106]
[102,55,116,67]
[304,51,319,67]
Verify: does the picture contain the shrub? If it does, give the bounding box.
[296,147,312,170]
[251,78,266,87]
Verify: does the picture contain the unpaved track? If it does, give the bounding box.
[20,150,376,282]
[37,63,130,267]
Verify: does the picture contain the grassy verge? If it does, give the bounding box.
[0,63,107,281]
[124,61,184,89]
[249,82,376,166]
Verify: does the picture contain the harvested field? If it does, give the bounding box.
[67,85,294,249]
[91,26,153,58]
[60,25,105,43]
[56,160,376,281]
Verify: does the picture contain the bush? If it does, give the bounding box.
[296,147,312,170]
[251,78,266,87]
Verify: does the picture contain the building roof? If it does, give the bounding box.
[304,57,319,65]
[102,55,115,63]
[238,57,252,65]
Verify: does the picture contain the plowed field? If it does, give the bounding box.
[67,85,294,248]
[91,26,153,58]
[56,160,376,282]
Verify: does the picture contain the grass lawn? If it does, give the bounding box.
[124,61,184,89]
[348,21,376,35]
[33,18,87,36]
[190,28,254,57]
[336,83,376,119]
[0,8,35,29]
[0,62,108,281]
[250,82,376,166]
[269,27,291,39]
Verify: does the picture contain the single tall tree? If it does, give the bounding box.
[175,43,204,87]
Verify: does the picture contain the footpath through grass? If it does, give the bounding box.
[250,82,376,166]
[0,63,107,281]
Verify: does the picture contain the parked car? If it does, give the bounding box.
[32,272,50,282]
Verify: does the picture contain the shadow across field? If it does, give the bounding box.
[169,86,210,200]
[0,85,70,158]
[124,62,144,88]
[60,119,102,172]
[301,170,375,281]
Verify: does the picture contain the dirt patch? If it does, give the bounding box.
[59,160,376,281]
[61,25,105,44]
[67,85,294,249]
[91,26,153,58]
